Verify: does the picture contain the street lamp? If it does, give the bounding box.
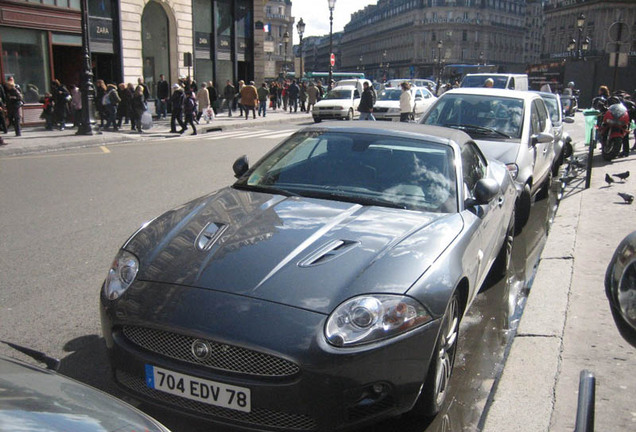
[574,13,586,60]
[283,31,290,76]
[328,0,336,90]
[436,40,443,95]
[381,50,387,82]
[77,0,93,135]
[296,18,305,80]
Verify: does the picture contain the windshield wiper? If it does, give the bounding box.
[233,184,300,197]
[445,123,511,139]
[301,190,407,209]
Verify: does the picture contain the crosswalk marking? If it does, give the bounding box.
[204,129,296,141]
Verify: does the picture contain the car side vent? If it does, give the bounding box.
[298,239,359,267]
[195,222,228,251]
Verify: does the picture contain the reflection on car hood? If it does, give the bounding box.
[474,138,521,167]
[125,187,463,313]
[0,356,170,432]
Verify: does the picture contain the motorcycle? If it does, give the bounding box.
[560,89,579,117]
[597,99,631,161]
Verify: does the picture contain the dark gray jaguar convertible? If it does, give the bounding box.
[100,122,516,431]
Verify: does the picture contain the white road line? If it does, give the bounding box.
[205,129,274,140]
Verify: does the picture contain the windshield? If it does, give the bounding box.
[461,75,509,89]
[378,89,402,101]
[324,89,353,100]
[421,93,525,139]
[541,96,560,124]
[235,131,458,213]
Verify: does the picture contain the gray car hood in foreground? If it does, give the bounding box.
[125,187,463,314]
[0,356,170,432]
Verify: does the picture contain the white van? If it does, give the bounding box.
[460,73,529,91]
[334,78,373,94]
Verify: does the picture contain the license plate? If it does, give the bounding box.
[145,365,251,412]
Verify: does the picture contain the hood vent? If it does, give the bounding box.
[195,222,228,251]
[298,239,359,267]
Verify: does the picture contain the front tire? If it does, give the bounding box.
[514,183,532,236]
[490,210,515,281]
[313,116,322,123]
[411,292,460,417]
[345,108,354,121]
[602,136,622,161]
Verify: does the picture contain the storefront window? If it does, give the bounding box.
[142,1,170,98]
[194,0,213,84]
[216,0,233,83]
[0,27,50,103]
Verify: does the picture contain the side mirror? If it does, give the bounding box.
[466,178,499,207]
[563,117,575,124]
[531,132,554,146]
[233,155,249,178]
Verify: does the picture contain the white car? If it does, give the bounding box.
[312,85,360,122]
[373,86,437,121]
[420,88,555,233]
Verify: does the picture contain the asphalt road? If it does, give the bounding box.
[0,122,559,432]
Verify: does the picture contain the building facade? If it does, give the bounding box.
[339,0,529,83]
[0,0,258,123]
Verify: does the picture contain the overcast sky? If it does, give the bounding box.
[291,1,378,39]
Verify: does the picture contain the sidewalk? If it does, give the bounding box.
[0,107,307,157]
[483,112,636,431]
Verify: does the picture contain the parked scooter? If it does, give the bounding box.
[560,82,579,117]
[597,96,631,161]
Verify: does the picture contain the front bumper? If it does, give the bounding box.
[100,281,441,431]
[312,107,351,120]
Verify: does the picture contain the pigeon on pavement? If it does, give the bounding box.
[605,173,615,186]
[612,171,630,181]
[618,192,634,204]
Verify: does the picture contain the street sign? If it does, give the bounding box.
[330,53,335,67]
[608,22,630,43]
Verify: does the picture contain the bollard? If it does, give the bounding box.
[583,109,600,189]
[574,369,595,432]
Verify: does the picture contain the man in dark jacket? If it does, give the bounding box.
[223,80,235,116]
[358,81,375,121]
[5,77,23,136]
[156,74,169,119]
[287,80,300,113]
[169,84,186,133]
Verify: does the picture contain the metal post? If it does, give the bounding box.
[574,370,595,432]
[77,0,94,135]
[328,1,335,90]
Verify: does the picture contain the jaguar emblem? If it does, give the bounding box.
[191,339,212,361]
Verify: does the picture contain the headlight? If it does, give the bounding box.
[103,250,139,300]
[325,295,432,347]
[334,106,344,110]
[506,163,519,180]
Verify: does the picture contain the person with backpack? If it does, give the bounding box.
[102,83,121,131]
[182,90,197,135]
[52,79,71,130]
[169,84,186,133]
[131,85,146,134]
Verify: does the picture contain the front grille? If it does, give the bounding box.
[122,326,299,377]
[373,107,389,113]
[116,370,318,431]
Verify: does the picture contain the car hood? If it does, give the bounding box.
[125,187,463,314]
[374,100,400,109]
[0,356,170,432]
[474,138,521,166]
[314,98,352,106]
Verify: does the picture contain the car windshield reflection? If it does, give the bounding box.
[378,89,402,101]
[324,89,353,100]
[235,131,458,213]
[422,94,525,139]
